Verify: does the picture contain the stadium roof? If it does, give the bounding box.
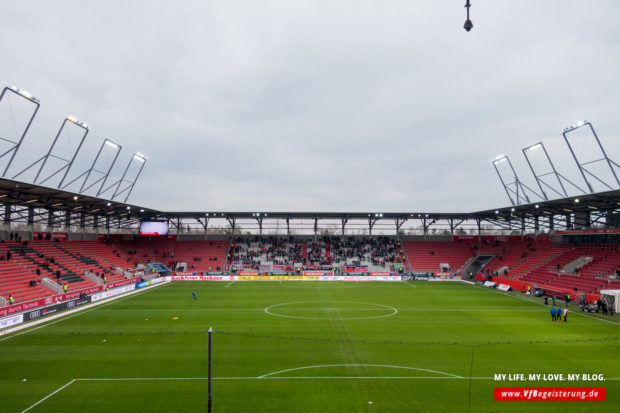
[0,177,618,233]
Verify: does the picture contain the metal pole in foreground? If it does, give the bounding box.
[208,327,213,413]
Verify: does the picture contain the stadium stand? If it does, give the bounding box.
[2,234,620,305]
[403,241,473,273]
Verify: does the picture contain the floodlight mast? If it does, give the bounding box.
[492,155,539,205]
[562,121,620,193]
[100,152,147,203]
[0,86,41,177]
[522,141,586,200]
[60,138,122,193]
[12,116,89,186]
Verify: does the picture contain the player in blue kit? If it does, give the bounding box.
[192,291,197,301]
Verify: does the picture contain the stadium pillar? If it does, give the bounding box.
[549,215,554,230]
[565,214,572,230]
[27,206,34,226]
[476,219,481,243]
[3,203,11,225]
[605,209,613,228]
[341,217,348,236]
[47,209,54,232]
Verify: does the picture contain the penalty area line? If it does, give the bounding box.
[21,379,75,413]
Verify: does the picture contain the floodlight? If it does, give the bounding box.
[105,139,119,149]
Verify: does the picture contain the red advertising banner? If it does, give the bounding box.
[346,267,369,273]
[303,270,334,277]
[494,387,605,401]
[272,265,294,271]
[0,277,139,318]
[555,229,620,235]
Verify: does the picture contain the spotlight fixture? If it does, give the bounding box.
[464,1,473,31]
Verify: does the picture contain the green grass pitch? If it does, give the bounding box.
[1,281,619,412]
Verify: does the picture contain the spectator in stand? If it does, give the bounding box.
[8,294,14,305]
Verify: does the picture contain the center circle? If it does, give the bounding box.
[264,301,398,320]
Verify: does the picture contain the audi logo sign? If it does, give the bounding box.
[28,310,42,319]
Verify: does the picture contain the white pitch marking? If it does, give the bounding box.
[73,376,504,381]
[474,284,620,326]
[224,281,236,288]
[21,379,75,413]
[400,281,417,288]
[258,364,462,379]
[97,307,542,312]
[0,282,171,342]
[264,301,398,321]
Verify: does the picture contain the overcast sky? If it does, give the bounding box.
[0,1,619,214]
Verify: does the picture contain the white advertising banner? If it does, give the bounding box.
[497,284,511,292]
[0,313,24,329]
[91,284,136,302]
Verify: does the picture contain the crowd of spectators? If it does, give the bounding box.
[231,237,303,270]
[230,236,400,270]
[330,236,399,268]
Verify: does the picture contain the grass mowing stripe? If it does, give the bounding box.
[0,282,171,342]
[20,379,75,413]
[472,283,620,326]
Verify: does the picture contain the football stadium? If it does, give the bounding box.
[1,2,620,412]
